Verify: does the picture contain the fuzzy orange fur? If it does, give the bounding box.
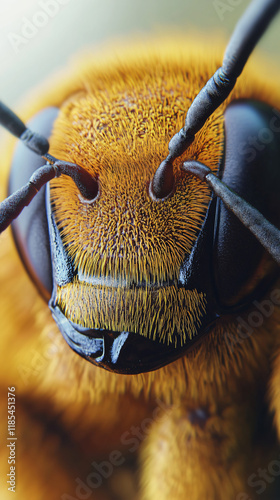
[0,39,280,499]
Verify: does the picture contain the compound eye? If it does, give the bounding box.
[214,100,280,307]
[9,107,59,301]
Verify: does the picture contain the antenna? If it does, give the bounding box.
[151,0,280,199]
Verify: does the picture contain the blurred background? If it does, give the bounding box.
[0,0,280,109]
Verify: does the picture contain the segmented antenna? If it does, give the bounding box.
[151,0,280,199]
[0,102,98,234]
[0,100,49,156]
[182,161,280,265]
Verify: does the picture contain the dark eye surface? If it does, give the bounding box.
[9,107,59,301]
[213,100,280,308]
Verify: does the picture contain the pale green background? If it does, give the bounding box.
[0,0,280,106]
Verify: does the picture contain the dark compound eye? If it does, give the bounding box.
[213,100,280,307]
[9,107,59,301]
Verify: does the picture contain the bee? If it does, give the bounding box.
[1,0,280,499]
